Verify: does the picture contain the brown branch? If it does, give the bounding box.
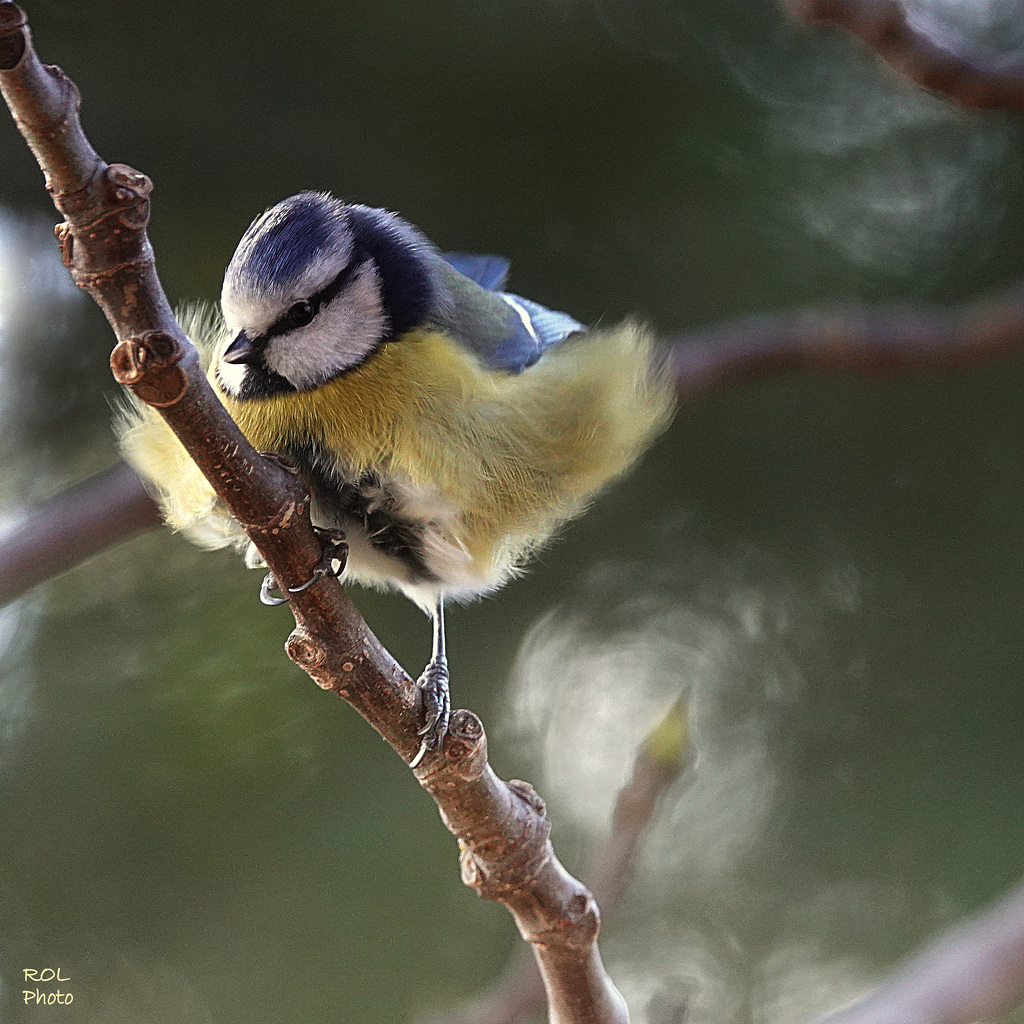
[667,284,1024,397]
[0,460,160,606]
[810,877,1024,1024]
[784,0,1024,112]
[0,6,626,1022]
[427,699,692,1024]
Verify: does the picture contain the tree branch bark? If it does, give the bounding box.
[427,699,691,1024]
[785,0,1024,112]
[0,461,160,605]
[810,878,1024,1024]
[0,6,626,1021]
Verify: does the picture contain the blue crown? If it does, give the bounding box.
[228,192,349,293]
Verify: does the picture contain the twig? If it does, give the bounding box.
[811,876,1024,1024]
[667,284,1024,397]
[784,0,1024,112]
[0,461,160,605]
[0,6,627,1022]
[426,699,692,1024]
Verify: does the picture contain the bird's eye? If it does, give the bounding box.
[287,301,314,328]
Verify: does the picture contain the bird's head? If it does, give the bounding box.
[217,192,441,399]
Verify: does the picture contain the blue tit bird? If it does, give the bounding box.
[118,191,675,765]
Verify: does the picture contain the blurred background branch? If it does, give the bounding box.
[0,462,158,607]
[810,877,1024,1024]
[669,280,1024,395]
[786,0,1024,111]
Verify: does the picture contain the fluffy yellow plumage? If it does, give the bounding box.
[118,304,674,607]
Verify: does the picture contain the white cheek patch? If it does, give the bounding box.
[215,357,248,397]
[263,263,387,389]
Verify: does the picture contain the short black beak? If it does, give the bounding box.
[222,331,259,365]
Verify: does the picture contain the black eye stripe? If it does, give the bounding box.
[258,259,361,343]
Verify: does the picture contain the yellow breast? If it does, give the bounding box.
[118,310,673,602]
[217,325,672,590]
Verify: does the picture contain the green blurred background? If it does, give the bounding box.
[1,1,1024,1021]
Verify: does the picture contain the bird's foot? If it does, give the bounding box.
[409,658,450,769]
[258,528,348,606]
[291,528,348,593]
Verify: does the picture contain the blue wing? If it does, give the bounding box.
[495,292,585,370]
[443,252,510,291]
[437,253,585,374]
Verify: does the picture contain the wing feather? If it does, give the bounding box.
[436,256,585,374]
[442,252,510,291]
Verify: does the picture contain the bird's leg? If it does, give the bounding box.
[409,597,450,769]
[259,528,348,606]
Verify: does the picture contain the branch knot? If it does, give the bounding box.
[104,163,152,228]
[110,331,188,407]
[534,891,601,949]
[460,780,553,900]
[425,710,486,781]
[285,628,334,690]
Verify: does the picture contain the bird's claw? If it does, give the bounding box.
[257,451,302,475]
[409,659,450,769]
[290,528,348,593]
[258,528,348,606]
[259,573,289,606]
